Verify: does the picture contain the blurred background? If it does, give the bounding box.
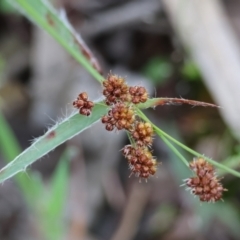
[0,0,240,239]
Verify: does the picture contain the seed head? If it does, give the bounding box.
[184,157,227,203]
[131,122,154,146]
[73,92,94,116]
[122,145,158,179]
[129,86,148,104]
[101,103,135,131]
[102,74,130,105]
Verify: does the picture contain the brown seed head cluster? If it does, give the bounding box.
[132,122,154,146]
[101,73,157,179]
[101,103,135,131]
[102,75,129,105]
[102,74,149,106]
[123,145,157,179]
[185,157,227,202]
[73,92,94,116]
[129,86,148,104]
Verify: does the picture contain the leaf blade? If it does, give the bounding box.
[8,0,104,82]
[0,102,108,183]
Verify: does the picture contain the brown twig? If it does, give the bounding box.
[156,98,220,108]
[138,97,221,109]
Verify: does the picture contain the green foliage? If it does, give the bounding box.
[0,0,15,13]
[2,0,239,198]
[0,111,71,239]
[181,59,201,81]
[7,0,103,82]
[142,57,173,85]
[0,102,108,183]
[1,0,240,239]
[0,112,36,196]
[37,149,71,240]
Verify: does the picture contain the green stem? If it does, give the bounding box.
[160,134,189,167]
[136,109,240,178]
[126,131,135,146]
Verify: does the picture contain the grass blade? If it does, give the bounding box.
[7,0,104,82]
[0,102,108,183]
[41,149,71,240]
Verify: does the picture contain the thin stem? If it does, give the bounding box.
[126,131,135,146]
[218,155,240,176]
[160,134,189,167]
[136,109,240,178]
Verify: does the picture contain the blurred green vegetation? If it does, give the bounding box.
[0,0,15,13]
[181,59,201,81]
[142,57,173,85]
[0,110,70,239]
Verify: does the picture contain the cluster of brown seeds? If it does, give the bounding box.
[101,103,135,131]
[101,74,158,179]
[184,157,227,202]
[131,122,154,147]
[123,138,157,179]
[123,146,158,179]
[129,86,148,104]
[73,92,94,116]
[102,74,148,106]
[72,74,228,202]
[102,75,130,105]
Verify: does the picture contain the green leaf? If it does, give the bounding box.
[0,112,21,161]
[0,112,40,199]
[40,148,72,240]
[7,0,104,83]
[0,0,15,13]
[0,102,108,183]
[47,148,70,216]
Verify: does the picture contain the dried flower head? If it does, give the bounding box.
[122,145,158,179]
[129,86,148,104]
[131,122,154,146]
[101,103,135,131]
[102,74,130,105]
[184,157,227,202]
[73,92,94,116]
[101,73,158,179]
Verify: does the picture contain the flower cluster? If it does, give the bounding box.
[101,74,157,179]
[184,157,227,202]
[72,74,227,202]
[102,75,130,105]
[129,86,148,104]
[101,103,135,131]
[131,122,154,147]
[73,92,94,116]
[123,146,157,179]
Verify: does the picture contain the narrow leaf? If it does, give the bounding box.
[7,0,104,82]
[0,102,108,183]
